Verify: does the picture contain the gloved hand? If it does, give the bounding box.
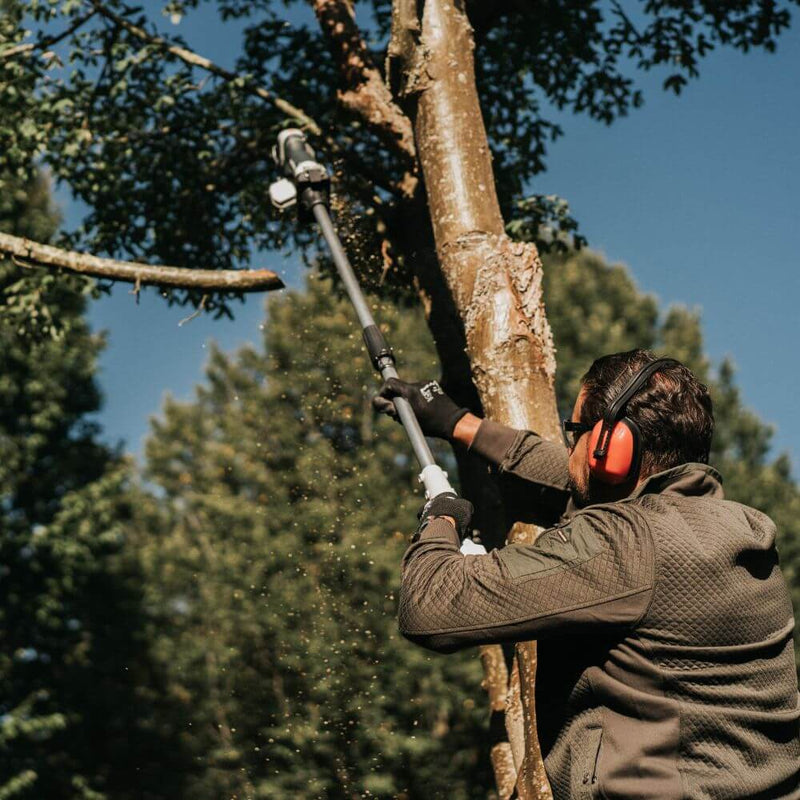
[372,378,469,439]
[416,492,474,541]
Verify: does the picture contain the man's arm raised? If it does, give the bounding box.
[374,379,572,526]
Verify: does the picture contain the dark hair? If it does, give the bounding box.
[580,349,714,477]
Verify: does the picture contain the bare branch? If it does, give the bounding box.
[90,1,322,136]
[309,0,416,162]
[0,9,98,62]
[610,0,644,42]
[178,294,208,325]
[0,233,284,293]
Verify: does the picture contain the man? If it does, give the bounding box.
[374,350,800,800]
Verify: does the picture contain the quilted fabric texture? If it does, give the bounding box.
[470,421,572,528]
[634,490,800,799]
[399,438,800,800]
[399,506,654,646]
[501,429,571,491]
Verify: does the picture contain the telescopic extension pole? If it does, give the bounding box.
[269,129,455,501]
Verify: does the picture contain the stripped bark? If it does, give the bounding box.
[387,0,428,102]
[481,644,517,798]
[390,0,561,796]
[0,233,284,292]
[516,639,552,798]
[309,0,416,162]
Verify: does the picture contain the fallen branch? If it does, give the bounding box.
[0,233,284,292]
[90,1,322,136]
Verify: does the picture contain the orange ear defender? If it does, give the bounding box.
[587,358,678,485]
[588,418,641,485]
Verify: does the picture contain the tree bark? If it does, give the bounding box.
[309,0,416,162]
[392,0,561,796]
[390,187,522,795]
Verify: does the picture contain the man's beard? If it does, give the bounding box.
[567,475,590,508]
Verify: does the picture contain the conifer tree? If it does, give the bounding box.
[139,274,492,799]
[0,176,189,799]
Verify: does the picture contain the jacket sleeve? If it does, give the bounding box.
[469,419,572,527]
[398,508,655,653]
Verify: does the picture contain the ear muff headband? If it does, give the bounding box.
[589,358,678,483]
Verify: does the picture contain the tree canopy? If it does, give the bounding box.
[2,0,797,308]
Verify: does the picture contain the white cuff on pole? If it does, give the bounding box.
[419,464,454,499]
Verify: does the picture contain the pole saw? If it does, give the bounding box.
[269,129,485,555]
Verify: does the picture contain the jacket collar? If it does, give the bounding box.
[630,463,724,500]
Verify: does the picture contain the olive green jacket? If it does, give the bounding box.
[399,421,800,799]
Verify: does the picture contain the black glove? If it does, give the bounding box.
[416,492,474,541]
[372,378,468,439]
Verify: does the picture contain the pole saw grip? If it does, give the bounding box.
[362,324,394,370]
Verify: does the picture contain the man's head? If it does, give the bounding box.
[566,350,714,506]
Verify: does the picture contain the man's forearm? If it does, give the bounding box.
[456,417,572,527]
[398,511,654,653]
[452,412,482,448]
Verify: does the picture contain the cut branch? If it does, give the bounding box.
[309,0,416,162]
[0,9,98,62]
[90,1,322,136]
[0,233,284,292]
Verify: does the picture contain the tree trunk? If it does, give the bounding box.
[390,0,561,796]
[390,188,523,793]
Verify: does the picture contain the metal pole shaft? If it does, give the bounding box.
[312,204,438,472]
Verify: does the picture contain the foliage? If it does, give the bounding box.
[0,167,102,340]
[1,0,796,310]
[0,174,189,799]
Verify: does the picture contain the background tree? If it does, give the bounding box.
[136,275,492,799]
[0,175,190,799]
[2,1,798,796]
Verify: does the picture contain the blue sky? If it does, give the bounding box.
[64,6,800,470]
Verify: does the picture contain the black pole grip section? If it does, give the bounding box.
[283,134,316,174]
[362,324,394,370]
